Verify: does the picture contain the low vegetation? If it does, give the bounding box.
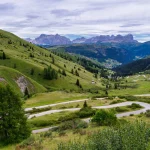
[57,121,150,150]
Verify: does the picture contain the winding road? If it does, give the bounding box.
[31,101,150,133]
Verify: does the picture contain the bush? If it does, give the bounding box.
[118,95,137,101]
[127,103,142,109]
[145,110,150,117]
[27,106,52,114]
[115,107,129,113]
[91,109,117,126]
[58,113,79,122]
[41,131,52,138]
[58,119,88,131]
[110,99,125,105]
[76,107,95,118]
[29,119,58,128]
[57,121,150,150]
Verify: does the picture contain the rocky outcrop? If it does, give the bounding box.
[85,34,137,44]
[31,34,71,46]
[0,77,5,82]
[25,34,138,45]
[72,37,87,43]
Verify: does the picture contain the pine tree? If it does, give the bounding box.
[0,85,31,144]
[76,79,80,86]
[75,70,79,76]
[105,90,108,95]
[71,69,74,74]
[24,87,30,98]
[43,66,58,80]
[52,56,55,64]
[62,70,66,76]
[13,63,16,68]
[30,68,34,75]
[83,101,88,108]
[2,52,6,60]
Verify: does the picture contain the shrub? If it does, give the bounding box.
[58,119,88,131]
[57,121,150,150]
[119,95,137,101]
[91,109,117,126]
[127,103,142,109]
[110,99,125,105]
[29,119,58,128]
[27,106,52,114]
[145,110,150,117]
[58,113,79,122]
[59,131,66,137]
[41,131,52,138]
[115,107,129,113]
[19,136,43,150]
[76,107,95,118]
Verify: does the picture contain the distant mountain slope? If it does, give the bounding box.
[0,29,103,93]
[72,37,87,43]
[27,34,71,45]
[114,57,150,76]
[84,34,138,44]
[25,34,137,45]
[133,41,150,58]
[57,44,134,65]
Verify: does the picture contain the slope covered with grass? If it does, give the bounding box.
[0,29,103,93]
[0,66,46,95]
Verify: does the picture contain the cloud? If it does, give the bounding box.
[0,3,15,10]
[0,0,150,42]
[51,9,83,17]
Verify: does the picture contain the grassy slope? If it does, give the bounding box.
[109,74,150,96]
[25,91,90,107]
[0,29,103,93]
[0,66,46,95]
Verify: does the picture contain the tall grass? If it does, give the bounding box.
[57,121,150,150]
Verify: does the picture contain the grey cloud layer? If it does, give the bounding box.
[0,0,150,42]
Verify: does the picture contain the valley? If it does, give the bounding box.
[0,29,150,150]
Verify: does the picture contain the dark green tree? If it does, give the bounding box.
[24,87,30,98]
[71,69,74,74]
[92,109,117,126]
[75,70,79,76]
[105,90,108,95]
[83,101,88,108]
[13,64,16,69]
[114,83,118,89]
[2,52,6,60]
[76,79,80,86]
[62,70,66,76]
[30,68,34,75]
[0,85,31,144]
[43,66,58,80]
[52,56,55,64]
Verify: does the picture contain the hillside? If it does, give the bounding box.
[52,44,134,66]
[0,29,104,94]
[0,66,46,95]
[114,57,150,76]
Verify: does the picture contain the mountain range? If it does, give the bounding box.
[25,33,150,70]
[25,34,138,46]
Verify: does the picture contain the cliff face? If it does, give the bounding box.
[30,34,71,45]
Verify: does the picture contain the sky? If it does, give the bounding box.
[0,0,150,42]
